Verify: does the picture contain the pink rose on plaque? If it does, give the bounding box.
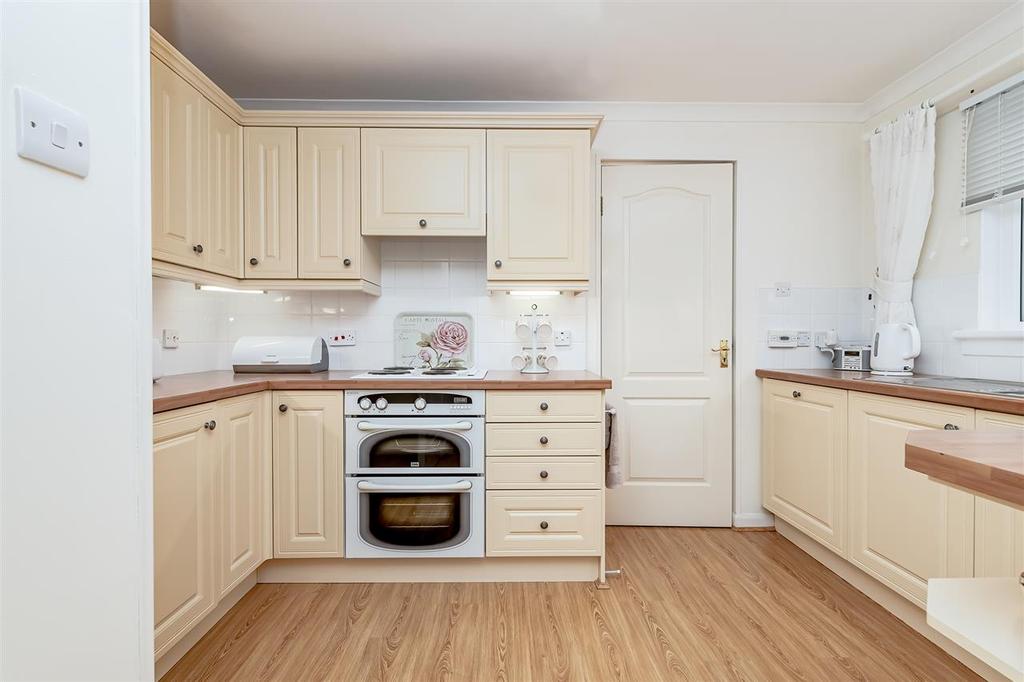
[431,321,468,356]
[417,349,434,365]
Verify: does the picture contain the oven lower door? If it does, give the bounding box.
[344,476,484,558]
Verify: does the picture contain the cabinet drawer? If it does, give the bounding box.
[486,491,602,556]
[486,422,603,456]
[486,390,603,423]
[487,456,603,489]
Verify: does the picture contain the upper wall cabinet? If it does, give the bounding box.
[487,130,591,284]
[244,128,298,278]
[298,129,379,282]
[152,57,242,278]
[361,128,486,236]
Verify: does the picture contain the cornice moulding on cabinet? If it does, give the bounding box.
[152,260,382,295]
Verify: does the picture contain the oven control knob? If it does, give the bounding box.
[414,397,427,411]
[375,397,388,411]
[358,397,372,411]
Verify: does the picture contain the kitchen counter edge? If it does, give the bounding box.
[755,368,1024,416]
[153,370,613,413]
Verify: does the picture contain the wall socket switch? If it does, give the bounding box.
[161,329,180,349]
[774,282,791,297]
[554,330,571,347]
[328,331,357,347]
[796,331,812,347]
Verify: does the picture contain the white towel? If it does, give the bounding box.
[605,405,623,488]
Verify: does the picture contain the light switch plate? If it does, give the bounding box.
[767,330,799,348]
[15,87,90,177]
[161,329,180,349]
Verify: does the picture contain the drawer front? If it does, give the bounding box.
[486,390,603,423]
[486,456,603,489]
[486,491,602,556]
[486,422,603,457]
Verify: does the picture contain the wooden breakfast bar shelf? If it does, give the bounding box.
[905,430,1024,509]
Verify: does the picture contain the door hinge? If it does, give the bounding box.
[600,196,604,216]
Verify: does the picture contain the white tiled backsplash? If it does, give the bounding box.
[756,286,876,370]
[153,238,589,376]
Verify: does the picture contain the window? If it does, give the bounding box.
[977,198,1023,329]
[961,74,1024,210]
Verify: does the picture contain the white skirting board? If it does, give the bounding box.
[733,511,775,528]
[775,519,1005,682]
[155,572,258,680]
[258,556,601,583]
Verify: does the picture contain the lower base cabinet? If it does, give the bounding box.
[154,404,218,658]
[486,491,602,556]
[847,393,976,608]
[272,391,344,558]
[153,393,270,658]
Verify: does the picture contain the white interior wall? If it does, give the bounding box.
[0,3,152,680]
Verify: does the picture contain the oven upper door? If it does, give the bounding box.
[344,417,484,475]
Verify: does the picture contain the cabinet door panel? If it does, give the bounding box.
[762,380,847,555]
[217,393,270,597]
[154,404,216,657]
[202,101,242,277]
[244,128,298,278]
[361,128,485,236]
[298,128,362,278]
[487,130,590,280]
[151,57,204,269]
[848,393,974,607]
[273,391,343,557]
[974,410,1024,577]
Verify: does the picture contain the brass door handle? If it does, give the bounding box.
[710,339,730,368]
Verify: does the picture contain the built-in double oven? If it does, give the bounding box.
[344,390,485,558]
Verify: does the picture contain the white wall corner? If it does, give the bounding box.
[733,511,775,529]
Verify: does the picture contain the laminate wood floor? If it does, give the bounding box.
[164,527,978,681]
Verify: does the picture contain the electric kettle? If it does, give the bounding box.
[870,323,921,376]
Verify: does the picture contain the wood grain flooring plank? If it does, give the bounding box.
[163,528,979,682]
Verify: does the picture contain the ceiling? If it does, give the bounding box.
[151,1,1016,103]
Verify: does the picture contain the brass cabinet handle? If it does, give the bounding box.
[539,521,549,530]
[710,339,730,368]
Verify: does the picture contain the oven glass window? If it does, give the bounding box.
[366,433,463,469]
[367,493,461,546]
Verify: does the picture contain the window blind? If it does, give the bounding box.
[963,78,1024,211]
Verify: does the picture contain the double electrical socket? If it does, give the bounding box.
[328,331,357,347]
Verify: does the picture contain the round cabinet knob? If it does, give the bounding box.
[375,397,388,410]
[539,436,549,445]
[343,258,351,266]
[539,402,549,411]
[944,423,960,430]
[418,219,427,228]
[204,420,216,430]
[539,521,549,530]
[494,260,502,268]
[792,390,801,398]
[539,470,549,479]
[414,397,427,411]
[193,244,204,254]
[358,397,372,410]
[278,404,288,413]
[249,257,259,266]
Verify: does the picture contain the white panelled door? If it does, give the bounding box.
[602,163,734,526]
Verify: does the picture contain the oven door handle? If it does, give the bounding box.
[355,480,473,492]
[355,420,474,432]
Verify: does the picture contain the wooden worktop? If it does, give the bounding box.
[905,430,1024,508]
[153,370,612,413]
[755,368,1024,416]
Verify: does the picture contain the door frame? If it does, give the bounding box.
[593,159,738,524]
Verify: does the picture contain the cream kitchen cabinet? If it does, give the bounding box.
[298,129,379,282]
[244,127,298,278]
[272,391,344,558]
[217,393,272,599]
[762,379,848,556]
[361,128,486,236]
[152,56,241,277]
[973,410,1024,578]
[848,392,975,608]
[487,130,591,285]
[153,403,218,658]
